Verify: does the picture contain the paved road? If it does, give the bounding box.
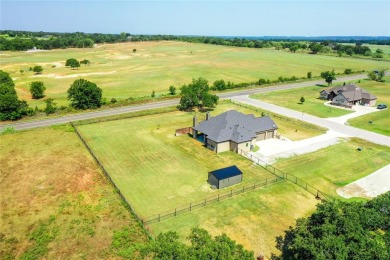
[232,95,390,147]
[0,73,372,131]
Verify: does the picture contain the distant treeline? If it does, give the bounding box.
[1,31,389,58]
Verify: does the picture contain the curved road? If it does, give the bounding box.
[0,73,372,131]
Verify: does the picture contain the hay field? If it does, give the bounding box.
[1,41,387,108]
[0,126,147,259]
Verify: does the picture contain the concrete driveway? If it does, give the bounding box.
[325,102,381,124]
[249,130,349,165]
[336,164,390,199]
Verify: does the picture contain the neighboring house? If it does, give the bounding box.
[208,165,243,189]
[192,110,278,153]
[319,84,377,106]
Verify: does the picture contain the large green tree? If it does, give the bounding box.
[67,79,102,109]
[275,192,390,260]
[179,77,219,110]
[0,70,28,120]
[139,228,254,259]
[29,81,46,99]
[321,70,336,86]
[65,58,80,69]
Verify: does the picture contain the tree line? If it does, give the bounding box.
[1,30,388,57]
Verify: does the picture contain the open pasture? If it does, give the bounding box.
[1,41,386,108]
[0,126,147,259]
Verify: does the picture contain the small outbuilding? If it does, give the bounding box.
[208,165,243,189]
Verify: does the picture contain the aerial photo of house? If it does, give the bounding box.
[192,110,278,153]
[320,84,377,106]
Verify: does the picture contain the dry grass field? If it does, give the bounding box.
[0,126,147,259]
[1,41,386,108]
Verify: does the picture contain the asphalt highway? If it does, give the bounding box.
[0,73,380,131]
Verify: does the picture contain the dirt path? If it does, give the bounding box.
[336,164,390,199]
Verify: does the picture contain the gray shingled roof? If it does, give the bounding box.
[193,110,278,143]
[323,84,376,101]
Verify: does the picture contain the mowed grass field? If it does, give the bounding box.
[0,126,147,259]
[149,137,390,257]
[76,102,325,218]
[1,41,387,108]
[150,181,319,258]
[347,77,390,136]
[251,86,354,118]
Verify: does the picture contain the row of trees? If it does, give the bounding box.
[113,228,255,259]
[1,30,388,56]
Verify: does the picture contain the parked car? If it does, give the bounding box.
[377,104,387,109]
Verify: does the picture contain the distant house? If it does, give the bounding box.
[208,165,243,189]
[319,84,377,106]
[192,110,278,153]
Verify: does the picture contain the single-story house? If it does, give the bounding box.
[208,165,243,189]
[319,84,377,106]
[192,110,278,153]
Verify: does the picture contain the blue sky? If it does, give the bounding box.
[1,0,389,36]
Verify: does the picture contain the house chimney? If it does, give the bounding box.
[206,112,210,121]
[193,115,197,127]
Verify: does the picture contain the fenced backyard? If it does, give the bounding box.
[143,176,284,225]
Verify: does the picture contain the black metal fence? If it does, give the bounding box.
[143,176,284,225]
[238,148,335,203]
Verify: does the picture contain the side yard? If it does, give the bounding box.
[273,138,390,198]
[347,77,390,136]
[0,126,147,259]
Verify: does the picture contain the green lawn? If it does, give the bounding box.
[251,85,353,118]
[149,181,318,258]
[347,77,390,136]
[76,102,324,218]
[1,41,386,108]
[148,137,390,257]
[274,138,390,197]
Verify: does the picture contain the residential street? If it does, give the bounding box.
[232,95,390,147]
[0,73,375,131]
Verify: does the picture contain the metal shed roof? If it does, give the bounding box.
[209,165,242,180]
